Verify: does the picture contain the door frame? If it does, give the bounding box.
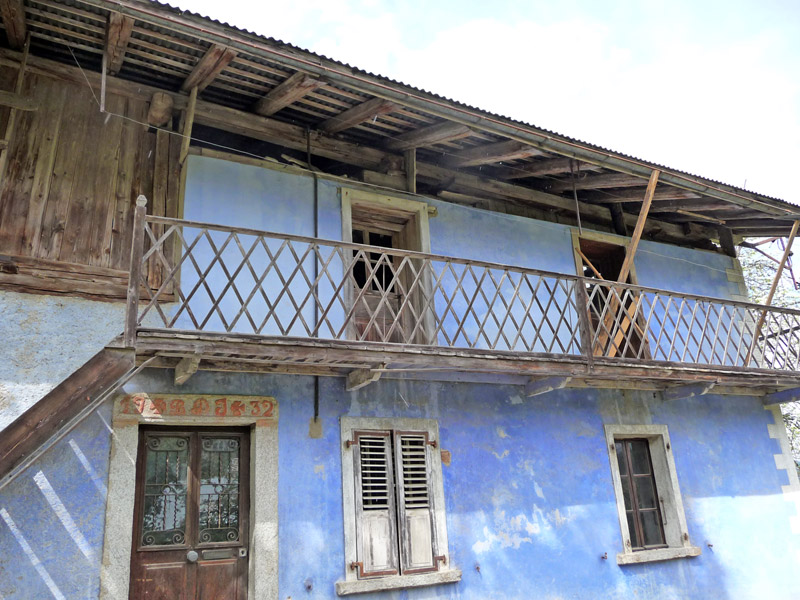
[341,188,435,345]
[99,393,278,600]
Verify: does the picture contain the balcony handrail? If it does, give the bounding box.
[126,210,800,373]
[143,214,800,319]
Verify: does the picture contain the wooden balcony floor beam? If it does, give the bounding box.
[132,330,800,392]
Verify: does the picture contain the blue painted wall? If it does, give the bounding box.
[0,402,113,599]
[2,371,797,599]
[183,155,739,300]
[179,157,741,358]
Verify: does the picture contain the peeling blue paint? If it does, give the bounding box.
[2,371,798,599]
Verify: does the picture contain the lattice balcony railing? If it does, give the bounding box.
[124,211,800,374]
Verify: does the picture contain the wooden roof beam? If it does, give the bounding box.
[495,158,603,180]
[189,99,719,245]
[647,199,732,213]
[385,121,472,151]
[253,71,322,116]
[105,12,134,75]
[181,44,237,92]
[583,187,703,203]
[0,0,26,50]
[723,218,797,229]
[318,97,398,134]
[547,172,648,193]
[448,139,546,168]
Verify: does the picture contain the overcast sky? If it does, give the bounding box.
[173,0,799,204]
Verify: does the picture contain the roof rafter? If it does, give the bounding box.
[495,158,603,180]
[547,172,649,193]
[105,11,134,75]
[646,199,732,213]
[449,139,546,168]
[583,187,703,203]
[253,71,322,116]
[181,44,237,92]
[318,97,397,134]
[385,121,472,151]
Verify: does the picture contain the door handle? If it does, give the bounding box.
[186,550,199,563]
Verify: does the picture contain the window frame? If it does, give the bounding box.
[337,417,460,596]
[604,424,701,565]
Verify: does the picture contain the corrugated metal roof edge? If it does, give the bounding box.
[91,0,799,215]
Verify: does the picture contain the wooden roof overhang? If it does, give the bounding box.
[0,0,797,251]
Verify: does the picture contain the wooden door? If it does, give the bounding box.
[130,427,249,600]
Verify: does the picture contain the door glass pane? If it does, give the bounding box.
[142,436,189,546]
[198,437,241,543]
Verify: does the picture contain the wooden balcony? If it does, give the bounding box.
[122,203,800,396]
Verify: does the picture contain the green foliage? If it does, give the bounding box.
[739,243,800,477]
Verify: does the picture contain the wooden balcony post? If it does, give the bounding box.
[124,196,148,348]
[574,278,594,364]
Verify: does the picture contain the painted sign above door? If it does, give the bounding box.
[115,394,278,425]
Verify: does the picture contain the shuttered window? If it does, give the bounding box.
[353,433,399,578]
[343,421,451,585]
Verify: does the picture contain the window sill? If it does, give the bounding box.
[335,569,462,596]
[617,546,701,565]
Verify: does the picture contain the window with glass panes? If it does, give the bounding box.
[614,438,666,550]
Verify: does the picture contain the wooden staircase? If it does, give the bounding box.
[0,347,134,485]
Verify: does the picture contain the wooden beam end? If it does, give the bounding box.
[174,355,201,386]
[525,376,572,397]
[662,381,716,402]
[346,366,384,392]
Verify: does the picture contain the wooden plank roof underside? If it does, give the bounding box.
[1,0,798,246]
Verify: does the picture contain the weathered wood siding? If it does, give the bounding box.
[0,66,180,298]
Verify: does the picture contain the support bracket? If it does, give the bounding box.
[346,364,385,392]
[662,381,716,402]
[525,376,572,397]
[174,355,201,386]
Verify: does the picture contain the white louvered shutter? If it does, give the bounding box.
[353,432,399,578]
[394,432,437,573]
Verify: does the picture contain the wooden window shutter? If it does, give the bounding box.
[352,432,399,578]
[394,432,438,574]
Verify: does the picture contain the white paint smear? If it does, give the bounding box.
[33,471,96,562]
[68,439,108,496]
[0,507,66,600]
